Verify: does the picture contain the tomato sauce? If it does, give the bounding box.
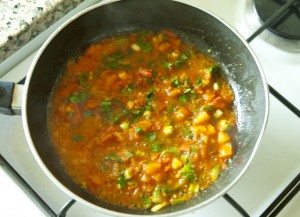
[48,30,235,212]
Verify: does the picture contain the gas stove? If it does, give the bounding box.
[0,0,299,216]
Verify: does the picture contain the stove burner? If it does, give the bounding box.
[253,0,300,40]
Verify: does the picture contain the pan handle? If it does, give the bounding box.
[0,81,23,116]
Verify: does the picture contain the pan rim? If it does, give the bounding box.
[22,0,269,216]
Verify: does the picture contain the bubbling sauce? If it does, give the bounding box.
[48,30,235,212]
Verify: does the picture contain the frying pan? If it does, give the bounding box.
[0,0,269,216]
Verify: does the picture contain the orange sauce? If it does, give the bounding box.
[48,30,235,212]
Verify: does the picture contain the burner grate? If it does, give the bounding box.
[253,0,300,40]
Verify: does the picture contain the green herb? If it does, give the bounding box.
[121,83,134,94]
[79,73,89,87]
[102,53,129,70]
[146,88,155,101]
[125,150,134,158]
[100,100,112,109]
[181,163,195,182]
[183,78,190,86]
[153,186,161,195]
[114,37,128,45]
[184,87,192,93]
[151,142,164,152]
[164,62,173,70]
[160,146,179,157]
[101,165,107,172]
[225,124,234,132]
[105,153,119,161]
[161,186,173,196]
[144,104,153,111]
[72,134,83,142]
[144,132,157,142]
[136,41,152,53]
[69,92,88,104]
[171,77,181,87]
[145,78,154,85]
[174,54,188,69]
[138,31,148,40]
[202,105,213,111]
[131,107,145,116]
[167,106,175,114]
[167,146,179,154]
[196,77,202,86]
[171,198,185,205]
[136,127,144,134]
[84,110,94,117]
[207,64,220,73]
[178,89,197,103]
[207,64,221,81]
[146,62,156,68]
[100,99,128,124]
[182,125,193,139]
[151,71,157,78]
[142,197,152,209]
[160,75,169,80]
[103,53,125,62]
[117,175,127,188]
[112,113,121,124]
[178,93,189,102]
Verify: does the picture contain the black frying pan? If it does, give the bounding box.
[1,0,269,216]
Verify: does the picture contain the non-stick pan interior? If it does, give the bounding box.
[26,0,268,215]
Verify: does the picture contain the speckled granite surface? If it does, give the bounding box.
[0,0,84,63]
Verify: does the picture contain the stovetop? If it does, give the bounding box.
[0,0,299,216]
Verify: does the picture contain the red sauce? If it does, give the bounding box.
[48,30,235,212]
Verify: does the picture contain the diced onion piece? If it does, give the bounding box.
[150,195,164,204]
[213,109,223,119]
[174,106,190,121]
[114,132,124,141]
[65,105,73,112]
[194,111,210,124]
[200,134,209,144]
[131,43,141,51]
[81,181,87,189]
[167,88,182,97]
[213,82,220,91]
[171,158,183,170]
[170,198,185,205]
[141,174,150,182]
[151,202,168,212]
[126,101,134,110]
[219,142,233,159]
[118,71,126,79]
[152,173,164,182]
[218,119,228,131]
[124,168,133,180]
[171,52,179,59]
[143,110,152,118]
[163,125,174,136]
[209,166,221,181]
[206,124,216,135]
[120,121,130,130]
[180,154,189,164]
[190,125,206,137]
[135,150,146,157]
[143,162,161,175]
[188,183,200,193]
[218,131,230,144]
